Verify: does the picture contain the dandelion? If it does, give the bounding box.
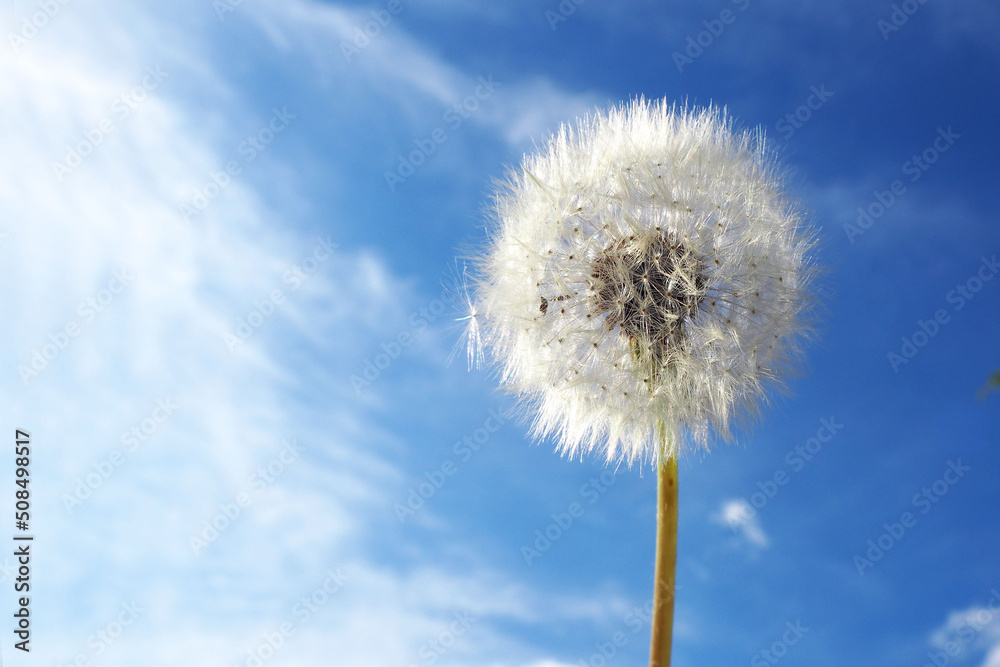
[464,98,819,666]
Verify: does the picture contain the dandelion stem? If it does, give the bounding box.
[649,446,678,667]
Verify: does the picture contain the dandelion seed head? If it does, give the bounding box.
[466,99,819,465]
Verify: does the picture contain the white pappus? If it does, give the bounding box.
[464,98,819,465]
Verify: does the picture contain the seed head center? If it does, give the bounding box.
[589,234,707,359]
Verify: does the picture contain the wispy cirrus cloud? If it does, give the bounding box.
[240,0,606,147]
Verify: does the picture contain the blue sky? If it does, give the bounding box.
[1,0,998,665]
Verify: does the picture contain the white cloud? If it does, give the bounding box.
[0,5,405,661]
[925,595,1000,667]
[713,499,770,548]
